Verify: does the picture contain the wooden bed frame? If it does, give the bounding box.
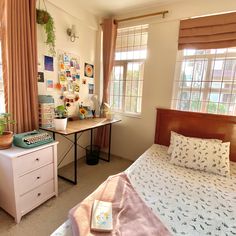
[155,108,236,162]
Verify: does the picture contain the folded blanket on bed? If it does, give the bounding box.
[69,172,171,236]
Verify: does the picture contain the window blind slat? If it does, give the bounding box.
[180,23,236,37]
[179,12,236,50]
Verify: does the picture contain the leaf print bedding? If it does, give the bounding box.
[125,144,236,236]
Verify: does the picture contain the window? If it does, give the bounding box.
[109,24,148,115]
[172,48,236,115]
[0,43,4,113]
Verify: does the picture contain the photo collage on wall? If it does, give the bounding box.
[58,51,81,93]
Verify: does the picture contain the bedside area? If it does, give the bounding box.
[0,142,58,223]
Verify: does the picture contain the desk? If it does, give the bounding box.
[41,118,121,185]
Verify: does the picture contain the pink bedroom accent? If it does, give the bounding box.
[1,0,39,133]
[69,173,171,236]
[95,18,117,148]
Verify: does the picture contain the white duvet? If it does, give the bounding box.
[126,144,236,236]
[52,144,236,236]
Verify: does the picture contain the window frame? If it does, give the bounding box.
[171,48,236,115]
[109,24,148,116]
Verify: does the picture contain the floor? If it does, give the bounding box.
[0,156,132,236]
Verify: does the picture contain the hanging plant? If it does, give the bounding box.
[36,0,56,56]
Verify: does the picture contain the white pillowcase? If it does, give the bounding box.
[170,134,230,177]
[167,131,222,155]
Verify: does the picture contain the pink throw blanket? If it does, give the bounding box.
[69,173,171,236]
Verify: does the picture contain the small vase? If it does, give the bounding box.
[79,114,85,120]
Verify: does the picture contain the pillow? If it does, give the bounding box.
[167,131,222,155]
[170,135,230,177]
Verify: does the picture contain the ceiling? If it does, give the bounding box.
[74,0,182,17]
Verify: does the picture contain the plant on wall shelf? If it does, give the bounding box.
[36,2,56,56]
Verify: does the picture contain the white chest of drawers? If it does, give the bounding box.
[0,142,58,223]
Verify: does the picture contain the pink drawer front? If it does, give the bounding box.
[20,180,55,215]
[18,163,54,195]
[15,147,53,176]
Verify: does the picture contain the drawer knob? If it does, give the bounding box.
[37,176,41,180]
[37,193,41,197]
[35,158,39,161]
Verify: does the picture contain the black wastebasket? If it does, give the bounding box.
[86,145,100,165]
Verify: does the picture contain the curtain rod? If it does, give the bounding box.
[100,10,169,25]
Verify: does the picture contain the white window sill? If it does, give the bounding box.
[113,111,142,119]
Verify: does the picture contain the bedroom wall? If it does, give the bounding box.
[37,0,99,166]
[109,0,236,161]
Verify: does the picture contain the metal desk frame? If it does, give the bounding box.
[41,119,120,185]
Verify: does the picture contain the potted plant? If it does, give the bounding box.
[0,113,15,149]
[36,9,56,56]
[54,105,68,130]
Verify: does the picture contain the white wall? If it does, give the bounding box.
[110,0,236,161]
[37,0,99,165]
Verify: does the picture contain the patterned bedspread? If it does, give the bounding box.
[52,144,236,236]
[125,144,236,236]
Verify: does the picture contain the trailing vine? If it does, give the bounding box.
[43,15,56,56]
[36,4,56,56]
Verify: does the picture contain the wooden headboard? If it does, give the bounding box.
[155,108,236,162]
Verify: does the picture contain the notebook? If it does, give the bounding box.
[91,200,113,232]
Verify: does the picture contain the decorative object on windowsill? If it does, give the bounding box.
[99,102,111,118]
[0,113,15,149]
[36,0,56,56]
[54,105,68,131]
[103,103,114,120]
[66,25,79,42]
[91,95,99,117]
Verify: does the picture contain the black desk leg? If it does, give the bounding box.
[91,129,93,146]
[108,124,112,162]
[74,133,77,184]
[53,132,55,140]
[57,132,78,185]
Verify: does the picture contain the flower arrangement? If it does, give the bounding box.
[79,108,87,116]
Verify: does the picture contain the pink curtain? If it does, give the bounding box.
[96,18,117,148]
[102,18,118,104]
[1,0,39,133]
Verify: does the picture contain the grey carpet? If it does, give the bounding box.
[0,156,132,236]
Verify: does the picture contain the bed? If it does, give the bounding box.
[51,108,236,236]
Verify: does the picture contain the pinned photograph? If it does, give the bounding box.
[84,63,94,78]
[44,55,54,71]
[46,80,54,90]
[66,70,71,77]
[37,72,44,83]
[88,83,94,94]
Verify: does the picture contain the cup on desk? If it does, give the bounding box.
[106,112,114,120]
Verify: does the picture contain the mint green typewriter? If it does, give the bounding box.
[13,130,54,149]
